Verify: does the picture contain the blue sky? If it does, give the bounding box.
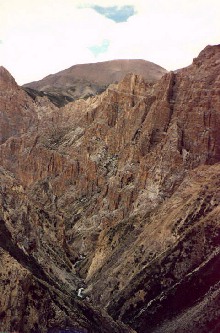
[91,5,136,23]
[0,0,220,84]
[89,39,110,56]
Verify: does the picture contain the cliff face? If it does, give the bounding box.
[0,45,220,333]
[0,67,38,144]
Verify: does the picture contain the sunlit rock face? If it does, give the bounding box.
[0,45,220,333]
[0,66,37,144]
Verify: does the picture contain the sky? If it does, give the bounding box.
[0,0,219,84]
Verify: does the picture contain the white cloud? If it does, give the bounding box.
[0,1,115,83]
[96,0,220,70]
[0,0,219,84]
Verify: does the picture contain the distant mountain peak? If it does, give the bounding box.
[23,59,167,107]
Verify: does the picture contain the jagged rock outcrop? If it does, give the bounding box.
[23,59,167,106]
[0,44,220,332]
[0,67,37,144]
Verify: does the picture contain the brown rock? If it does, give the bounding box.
[0,66,37,144]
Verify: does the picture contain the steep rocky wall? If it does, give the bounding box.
[0,168,134,332]
[0,67,38,144]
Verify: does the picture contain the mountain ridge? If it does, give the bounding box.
[23,59,167,106]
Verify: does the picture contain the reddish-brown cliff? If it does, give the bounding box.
[0,67,38,144]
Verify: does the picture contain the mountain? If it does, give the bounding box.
[0,45,220,333]
[23,59,167,106]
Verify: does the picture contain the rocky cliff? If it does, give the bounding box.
[0,45,220,333]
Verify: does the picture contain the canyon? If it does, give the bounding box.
[0,45,220,332]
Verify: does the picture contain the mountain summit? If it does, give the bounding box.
[23,59,167,106]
